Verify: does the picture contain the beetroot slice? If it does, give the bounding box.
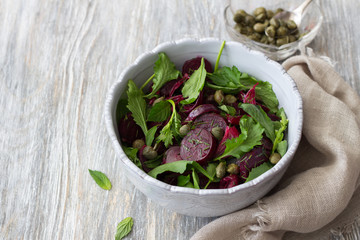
[180,128,216,165]
[118,113,144,144]
[193,113,227,132]
[162,146,182,164]
[185,104,220,122]
[182,57,213,75]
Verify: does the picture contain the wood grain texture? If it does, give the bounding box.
[0,0,359,239]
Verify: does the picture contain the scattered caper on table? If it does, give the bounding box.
[233,7,300,46]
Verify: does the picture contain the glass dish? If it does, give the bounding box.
[224,0,323,61]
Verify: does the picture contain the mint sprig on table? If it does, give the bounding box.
[88,169,112,190]
[115,217,134,240]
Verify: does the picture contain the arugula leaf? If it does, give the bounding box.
[272,107,289,154]
[192,168,200,189]
[148,160,213,182]
[277,140,288,157]
[115,217,133,240]
[144,154,162,168]
[177,174,191,187]
[240,103,275,142]
[240,77,279,112]
[116,99,129,122]
[156,100,181,147]
[216,115,264,159]
[214,40,226,72]
[122,146,142,169]
[245,162,273,183]
[205,82,241,94]
[126,80,148,136]
[145,126,158,147]
[146,52,180,98]
[88,169,112,190]
[181,58,207,105]
[207,66,245,88]
[147,101,172,122]
[218,105,236,116]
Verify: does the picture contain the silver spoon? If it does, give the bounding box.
[273,0,313,26]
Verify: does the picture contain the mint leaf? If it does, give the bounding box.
[192,168,200,189]
[205,82,240,94]
[146,53,180,98]
[181,58,207,105]
[122,146,141,169]
[240,103,275,142]
[126,80,148,136]
[147,101,171,122]
[245,162,273,183]
[207,66,245,88]
[272,107,289,154]
[115,217,133,240]
[177,174,191,187]
[218,105,236,116]
[88,169,112,190]
[145,126,158,147]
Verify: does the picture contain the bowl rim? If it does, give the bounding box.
[104,37,303,196]
[223,1,324,51]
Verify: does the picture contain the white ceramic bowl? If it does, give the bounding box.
[104,38,303,217]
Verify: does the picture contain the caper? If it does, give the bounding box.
[253,23,266,33]
[253,7,266,16]
[255,13,266,22]
[234,24,246,34]
[266,10,274,19]
[143,146,158,160]
[289,35,297,43]
[214,90,224,105]
[233,12,244,23]
[287,20,297,30]
[270,153,281,164]
[275,8,284,14]
[244,15,255,27]
[260,35,268,44]
[276,26,288,37]
[224,94,237,104]
[268,36,275,44]
[216,162,226,179]
[211,127,224,141]
[269,17,280,28]
[245,26,253,34]
[152,96,164,106]
[276,36,289,46]
[227,163,240,174]
[236,9,248,17]
[179,124,191,137]
[265,25,276,38]
[132,139,145,150]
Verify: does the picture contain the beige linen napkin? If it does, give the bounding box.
[191,55,360,240]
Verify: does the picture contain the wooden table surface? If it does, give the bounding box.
[1,0,359,239]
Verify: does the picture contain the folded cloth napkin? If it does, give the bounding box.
[191,54,360,240]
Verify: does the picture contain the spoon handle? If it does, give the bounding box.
[293,0,313,16]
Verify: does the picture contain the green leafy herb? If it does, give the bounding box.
[122,146,142,169]
[126,80,148,136]
[277,140,288,157]
[116,99,129,122]
[207,66,246,90]
[245,162,273,183]
[204,82,240,94]
[192,168,200,189]
[240,103,275,142]
[218,105,236,116]
[216,115,264,159]
[156,100,181,147]
[145,52,180,98]
[88,169,112,190]
[144,154,162,169]
[272,107,289,154]
[115,217,134,240]
[181,58,207,105]
[214,40,226,72]
[147,101,172,122]
[145,125,158,147]
[177,174,191,187]
[148,160,213,182]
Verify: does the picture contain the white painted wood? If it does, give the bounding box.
[0,0,359,239]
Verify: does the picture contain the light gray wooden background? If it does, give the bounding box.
[1,0,359,239]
